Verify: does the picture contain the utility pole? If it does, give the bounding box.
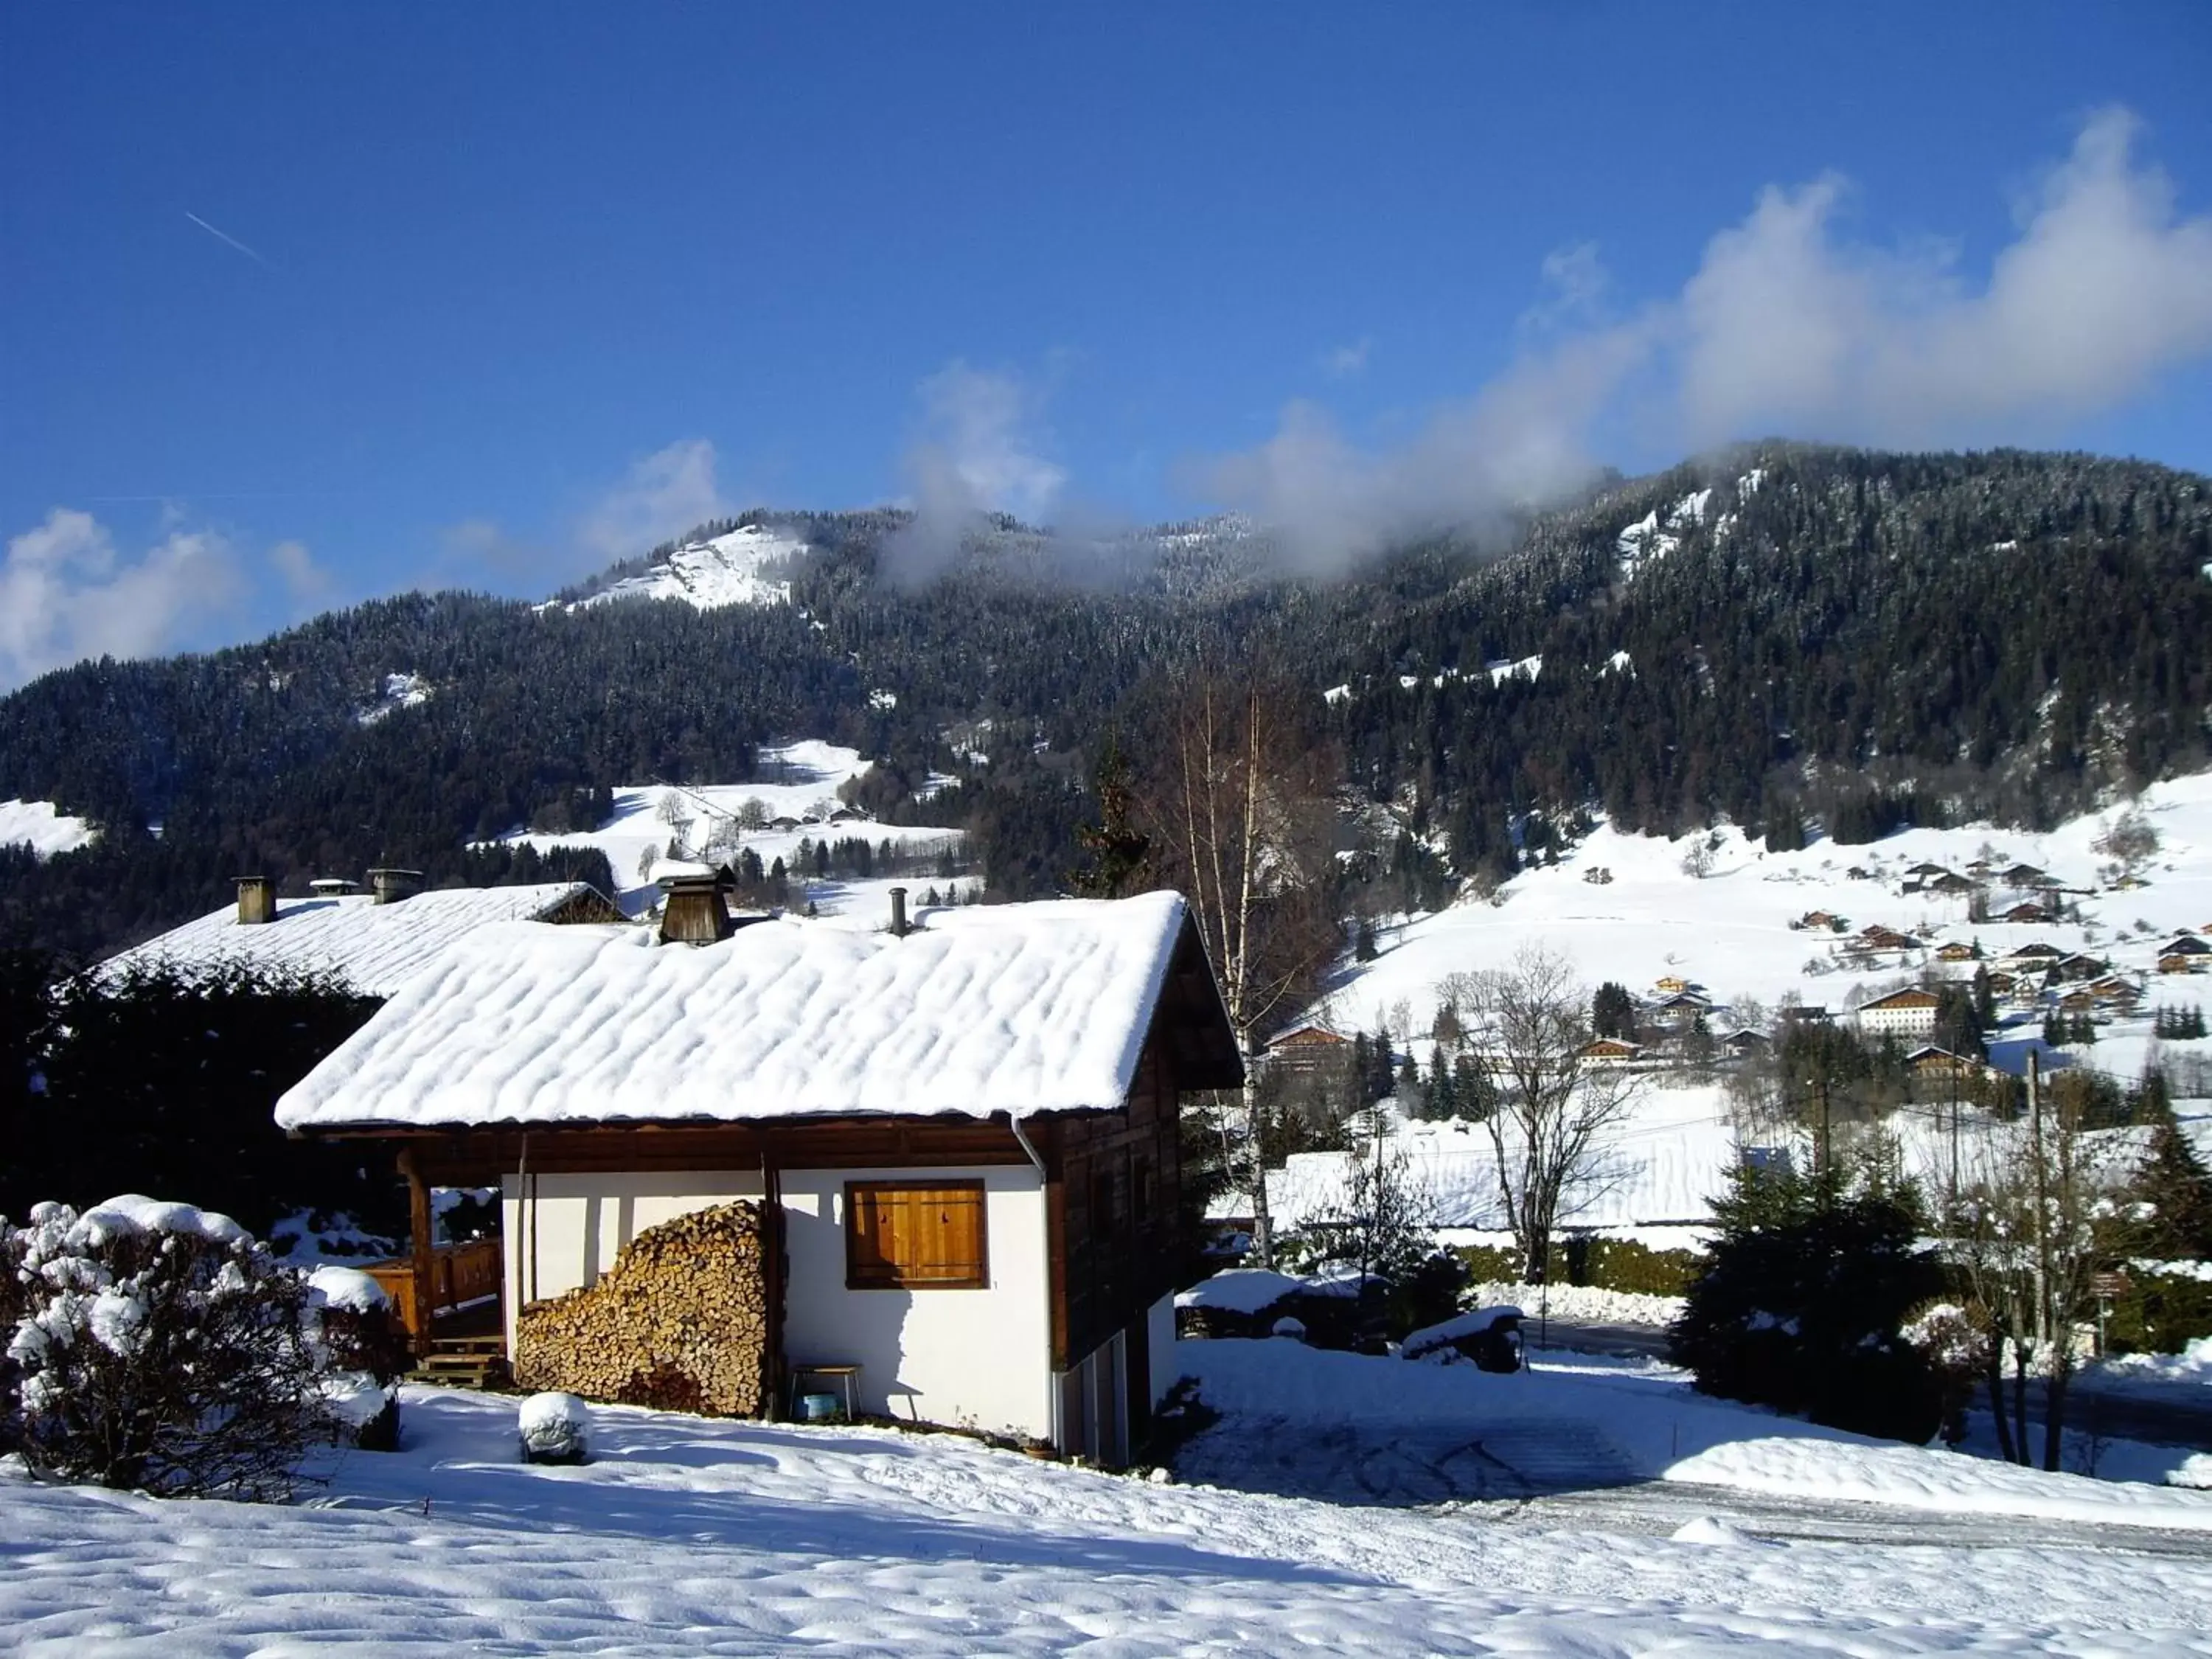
[2028,1050,2051,1350]
[1948,1064,1961,1214]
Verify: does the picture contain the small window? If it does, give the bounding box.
[845,1180,987,1290]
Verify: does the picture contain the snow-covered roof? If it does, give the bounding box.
[277,891,1236,1132]
[103,883,603,999]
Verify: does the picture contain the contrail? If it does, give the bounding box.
[184,210,274,268]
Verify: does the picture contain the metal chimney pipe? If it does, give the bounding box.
[889,886,908,938]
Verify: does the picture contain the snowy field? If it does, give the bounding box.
[7,1343,2212,1654]
[0,796,96,858]
[492,740,973,918]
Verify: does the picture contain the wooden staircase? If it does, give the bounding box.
[407,1334,511,1392]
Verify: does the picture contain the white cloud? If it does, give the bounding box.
[1666,105,2212,446]
[577,438,731,564]
[1320,337,1373,379]
[883,361,1067,585]
[0,509,245,690]
[905,361,1065,523]
[268,539,333,611]
[1520,243,1608,335]
[1203,108,2212,563]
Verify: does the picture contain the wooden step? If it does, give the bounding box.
[407,1352,512,1391]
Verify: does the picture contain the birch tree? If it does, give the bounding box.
[1135,667,1338,1266]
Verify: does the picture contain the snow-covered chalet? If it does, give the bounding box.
[103,869,623,998]
[274,889,1242,1466]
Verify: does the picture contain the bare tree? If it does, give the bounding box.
[1945,1055,2121,1470]
[1135,666,1339,1266]
[1464,945,1641,1280]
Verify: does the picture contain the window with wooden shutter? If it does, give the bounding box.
[844,1180,988,1290]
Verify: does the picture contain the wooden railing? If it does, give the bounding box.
[365,1237,504,1339]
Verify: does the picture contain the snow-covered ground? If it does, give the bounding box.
[1186,1337,2212,1527]
[0,797,96,858]
[490,740,973,918]
[9,1348,2212,1652]
[2088,1336,2212,1399]
[566,521,806,611]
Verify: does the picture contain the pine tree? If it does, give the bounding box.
[1069,737,1152,899]
[2128,1077,2212,1259]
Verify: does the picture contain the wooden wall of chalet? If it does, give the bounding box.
[1045,1028,1181,1436]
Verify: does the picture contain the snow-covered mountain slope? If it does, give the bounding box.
[569,522,806,611]
[0,798,96,858]
[490,740,971,916]
[1324,771,2212,1045]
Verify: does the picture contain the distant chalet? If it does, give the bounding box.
[1855,986,1941,1037]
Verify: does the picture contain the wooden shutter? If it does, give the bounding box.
[845,1181,987,1290]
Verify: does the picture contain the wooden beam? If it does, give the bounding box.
[395,1145,435,1359]
[761,1131,787,1422]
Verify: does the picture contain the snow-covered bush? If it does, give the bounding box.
[305,1265,409,1452]
[3,1197,338,1499]
[518,1391,591,1464]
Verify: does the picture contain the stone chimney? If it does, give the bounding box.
[234,875,276,926]
[888,886,909,939]
[367,868,423,906]
[659,872,734,945]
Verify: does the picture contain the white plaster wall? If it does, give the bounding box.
[1146,1293,1177,1408]
[779,1164,1052,1441]
[1858,1005,1937,1037]
[501,1169,765,1352]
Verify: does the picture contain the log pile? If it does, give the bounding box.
[514,1201,771,1417]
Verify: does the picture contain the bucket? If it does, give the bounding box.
[799,1392,842,1422]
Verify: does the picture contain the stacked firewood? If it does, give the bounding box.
[513,1200,770,1417]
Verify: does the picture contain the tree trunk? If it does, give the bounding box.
[1242,1034,1273,1269]
[1986,1338,2017,1466]
[2042,1356,2070,1472]
[2010,1346,2032,1467]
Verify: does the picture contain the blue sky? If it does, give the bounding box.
[4,3,2211,683]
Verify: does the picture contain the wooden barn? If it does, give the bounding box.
[276,891,1240,1467]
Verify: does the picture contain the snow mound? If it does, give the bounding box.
[518,1392,591,1460]
[1402,1306,1523,1360]
[2089,1335,2212,1397]
[1671,1515,1759,1546]
[307,1265,390,1314]
[1176,1268,1308,1314]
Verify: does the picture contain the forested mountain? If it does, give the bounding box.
[1,443,2207,960]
